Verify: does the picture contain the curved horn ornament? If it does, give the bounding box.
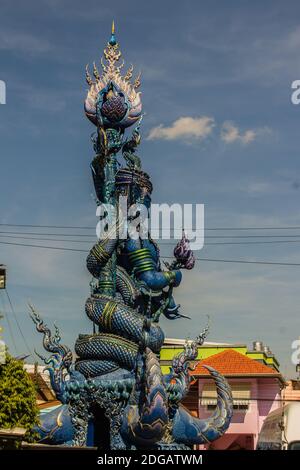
[172,366,233,445]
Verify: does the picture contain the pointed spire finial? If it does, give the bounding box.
[109,20,117,46]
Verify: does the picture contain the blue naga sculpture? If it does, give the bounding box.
[30,23,233,449]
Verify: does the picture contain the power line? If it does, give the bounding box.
[4,229,300,240]
[0,234,96,244]
[4,288,33,356]
[0,240,88,252]
[1,239,300,266]
[165,256,300,267]
[201,226,300,231]
[0,290,18,355]
[204,235,300,239]
[0,223,93,230]
[191,397,300,403]
[3,233,300,247]
[204,239,300,246]
[0,231,96,238]
[2,222,300,231]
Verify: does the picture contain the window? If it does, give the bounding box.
[206,403,249,413]
[201,382,251,412]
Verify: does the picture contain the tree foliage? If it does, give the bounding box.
[0,353,39,440]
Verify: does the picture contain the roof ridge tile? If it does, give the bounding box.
[193,348,280,376]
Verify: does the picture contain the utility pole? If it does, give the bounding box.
[0,265,6,363]
[0,312,5,364]
[296,336,300,381]
[0,264,6,290]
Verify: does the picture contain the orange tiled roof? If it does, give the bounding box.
[192,349,281,377]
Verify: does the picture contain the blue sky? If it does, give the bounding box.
[0,0,300,376]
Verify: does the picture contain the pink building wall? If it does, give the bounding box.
[197,377,281,450]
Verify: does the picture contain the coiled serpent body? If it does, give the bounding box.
[74,232,166,378]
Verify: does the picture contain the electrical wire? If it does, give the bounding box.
[0,290,18,355]
[4,288,32,356]
[0,231,96,238]
[4,230,300,239]
[3,233,300,246]
[0,240,88,252]
[1,239,300,266]
[4,230,300,240]
[165,256,300,267]
[0,234,96,243]
[2,222,300,231]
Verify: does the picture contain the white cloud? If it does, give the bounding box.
[221,121,257,144]
[147,117,271,146]
[220,121,272,145]
[147,116,215,141]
